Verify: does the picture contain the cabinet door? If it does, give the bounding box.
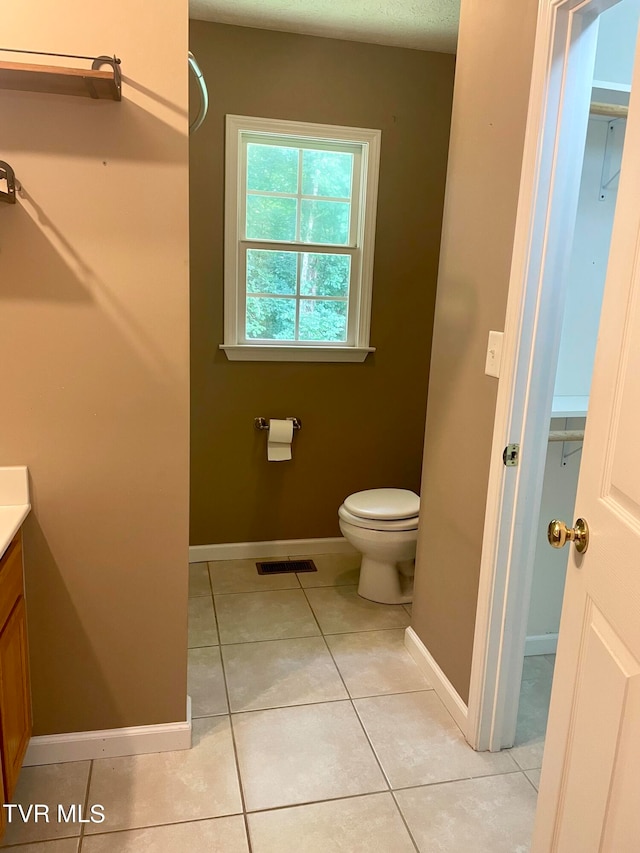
[0,597,32,801]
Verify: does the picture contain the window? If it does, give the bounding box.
[222,116,381,362]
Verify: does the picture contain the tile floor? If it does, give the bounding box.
[2,553,547,852]
[512,653,555,775]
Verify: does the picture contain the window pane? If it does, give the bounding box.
[247,144,298,193]
[246,297,296,340]
[247,195,297,241]
[300,253,350,297]
[300,200,350,245]
[247,250,297,295]
[302,150,353,199]
[298,299,348,342]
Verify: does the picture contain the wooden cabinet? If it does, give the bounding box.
[0,535,31,805]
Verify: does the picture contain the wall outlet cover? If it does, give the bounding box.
[485,330,504,378]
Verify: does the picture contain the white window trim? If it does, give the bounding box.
[222,115,381,362]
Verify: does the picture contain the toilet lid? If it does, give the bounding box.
[339,505,419,531]
[343,488,420,520]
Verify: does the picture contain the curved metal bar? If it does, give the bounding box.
[91,55,122,100]
[188,51,209,135]
[0,161,16,204]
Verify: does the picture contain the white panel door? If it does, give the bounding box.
[532,29,640,853]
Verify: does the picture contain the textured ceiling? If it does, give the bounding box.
[189,0,460,54]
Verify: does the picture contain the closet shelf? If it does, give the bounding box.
[0,57,121,101]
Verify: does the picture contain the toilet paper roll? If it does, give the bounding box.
[267,418,294,462]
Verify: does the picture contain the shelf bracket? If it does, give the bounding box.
[599,118,625,201]
[0,161,16,204]
[91,55,122,101]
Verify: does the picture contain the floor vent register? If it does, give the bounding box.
[256,559,317,575]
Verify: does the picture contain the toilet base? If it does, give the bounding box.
[357,556,413,605]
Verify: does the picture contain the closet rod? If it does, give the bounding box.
[0,48,121,66]
[590,101,628,119]
[548,430,584,442]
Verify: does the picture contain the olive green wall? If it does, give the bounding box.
[411,0,539,702]
[189,22,455,545]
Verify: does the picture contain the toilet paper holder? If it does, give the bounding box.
[255,417,302,431]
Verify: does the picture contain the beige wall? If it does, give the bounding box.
[189,22,455,546]
[411,0,539,702]
[1,1,190,733]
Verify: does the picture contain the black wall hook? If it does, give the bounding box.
[0,161,16,204]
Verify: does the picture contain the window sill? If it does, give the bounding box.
[220,345,375,363]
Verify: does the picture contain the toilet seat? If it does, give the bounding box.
[343,488,420,521]
[340,488,420,531]
[338,504,419,532]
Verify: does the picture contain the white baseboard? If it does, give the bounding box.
[404,627,468,736]
[189,537,356,563]
[24,697,192,766]
[524,633,558,656]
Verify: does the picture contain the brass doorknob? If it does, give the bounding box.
[547,518,589,554]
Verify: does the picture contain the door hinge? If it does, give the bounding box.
[503,443,520,467]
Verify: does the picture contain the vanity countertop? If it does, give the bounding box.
[0,467,30,559]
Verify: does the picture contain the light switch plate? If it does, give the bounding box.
[485,330,504,378]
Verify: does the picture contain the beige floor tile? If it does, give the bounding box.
[395,773,537,853]
[403,603,412,616]
[209,559,300,595]
[2,841,80,852]
[85,717,242,834]
[326,629,431,698]
[305,586,410,634]
[355,692,517,788]
[510,655,554,770]
[188,595,219,647]
[292,552,360,588]
[216,590,320,644]
[188,646,228,717]
[232,700,386,811]
[222,636,347,712]
[522,654,555,680]
[1,762,90,845]
[525,769,541,790]
[510,740,546,772]
[82,816,249,853]
[189,563,211,597]
[247,792,415,853]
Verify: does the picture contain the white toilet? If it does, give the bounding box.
[338,488,420,605]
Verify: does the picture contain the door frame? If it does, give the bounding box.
[465,0,620,751]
